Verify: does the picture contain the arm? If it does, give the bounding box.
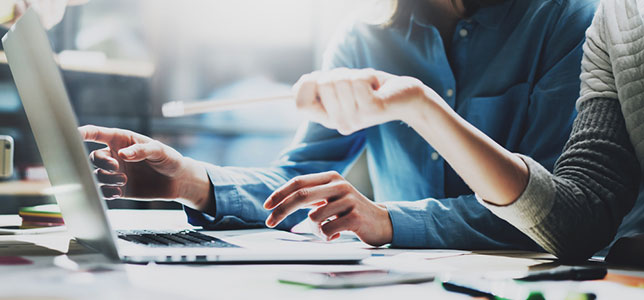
[185,124,367,230]
[402,2,640,258]
[483,3,641,261]
[482,98,640,261]
[79,123,367,232]
[81,23,369,231]
[266,5,599,250]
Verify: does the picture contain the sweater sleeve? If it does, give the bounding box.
[479,97,641,261]
[578,2,617,105]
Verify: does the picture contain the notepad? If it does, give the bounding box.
[18,204,65,229]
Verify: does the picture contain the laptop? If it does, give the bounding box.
[2,9,369,263]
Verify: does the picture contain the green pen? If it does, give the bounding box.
[442,278,538,300]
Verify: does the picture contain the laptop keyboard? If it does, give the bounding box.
[117,230,240,248]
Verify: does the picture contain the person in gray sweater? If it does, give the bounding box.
[463,0,644,261]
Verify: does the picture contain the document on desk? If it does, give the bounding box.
[363,252,541,275]
[221,229,370,252]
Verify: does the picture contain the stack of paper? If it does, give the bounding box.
[18,204,65,229]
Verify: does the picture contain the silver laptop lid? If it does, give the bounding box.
[2,8,120,261]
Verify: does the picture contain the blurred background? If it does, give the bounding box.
[0,0,375,213]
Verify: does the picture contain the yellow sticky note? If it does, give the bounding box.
[0,0,15,24]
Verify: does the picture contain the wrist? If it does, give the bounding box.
[376,204,393,245]
[176,157,212,210]
[400,84,446,128]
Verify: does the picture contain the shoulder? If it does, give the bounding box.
[542,0,598,29]
[322,21,399,70]
[535,0,599,18]
[514,0,598,31]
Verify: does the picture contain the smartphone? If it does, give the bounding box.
[278,269,435,289]
[0,135,13,178]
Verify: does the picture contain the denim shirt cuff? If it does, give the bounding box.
[184,165,243,227]
[384,202,430,248]
[206,165,244,220]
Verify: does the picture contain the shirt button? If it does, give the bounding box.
[431,152,440,161]
[459,28,469,38]
[446,89,454,97]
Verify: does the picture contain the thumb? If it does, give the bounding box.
[370,70,394,91]
[118,142,165,163]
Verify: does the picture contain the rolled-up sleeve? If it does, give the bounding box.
[477,155,556,230]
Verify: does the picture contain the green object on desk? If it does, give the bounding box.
[19,204,62,217]
[526,291,546,300]
[564,293,596,300]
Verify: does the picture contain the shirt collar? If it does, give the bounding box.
[408,0,515,30]
[408,4,433,29]
[471,0,515,29]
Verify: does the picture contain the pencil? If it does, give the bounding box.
[162,93,294,117]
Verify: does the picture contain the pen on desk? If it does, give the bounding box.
[441,280,504,299]
[442,279,542,300]
[162,93,294,117]
[515,266,607,282]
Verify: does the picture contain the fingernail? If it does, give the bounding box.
[327,233,340,241]
[265,217,275,228]
[120,149,133,157]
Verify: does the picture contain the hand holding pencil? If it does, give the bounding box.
[162,68,433,136]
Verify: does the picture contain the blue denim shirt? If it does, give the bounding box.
[186,0,598,250]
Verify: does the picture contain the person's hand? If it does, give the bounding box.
[263,171,393,246]
[4,0,88,29]
[293,68,436,135]
[78,125,212,210]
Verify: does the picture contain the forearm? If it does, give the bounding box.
[184,163,320,230]
[482,98,640,260]
[404,88,529,206]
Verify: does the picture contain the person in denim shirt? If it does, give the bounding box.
[81,0,598,250]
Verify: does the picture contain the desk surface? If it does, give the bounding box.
[0,209,642,300]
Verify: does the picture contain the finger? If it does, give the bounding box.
[90,148,119,171]
[331,70,357,124]
[308,197,353,224]
[94,169,127,186]
[351,70,379,109]
[294,72,327,122]
[100,185,123,199]
[264,170,342,209]
[320,214,358,240]
[118,141,165,163]
[317,72,348,132]
[265,181,351,228]
[78,125,118,145]
[370,69,391,90]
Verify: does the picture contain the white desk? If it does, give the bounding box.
[0,210,642,300]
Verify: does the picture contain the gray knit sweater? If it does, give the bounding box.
[480,98,640,261]
[479,0,644,261]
